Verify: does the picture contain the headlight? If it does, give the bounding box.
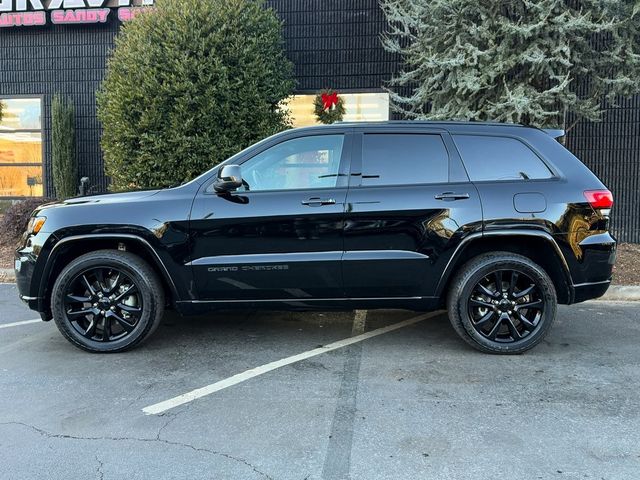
[26,216,46,235]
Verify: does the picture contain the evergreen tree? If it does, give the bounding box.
[381,0,640,129]
[97,0,295,191]
[51,95,77,199]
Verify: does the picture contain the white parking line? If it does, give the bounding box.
[0,319,42,330]
[142,311,441,415]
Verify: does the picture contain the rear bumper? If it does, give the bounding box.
[571,279,611,303]
[564,232,616,304]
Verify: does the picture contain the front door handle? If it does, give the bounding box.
[301,197,336,207]
[434,192,470,201]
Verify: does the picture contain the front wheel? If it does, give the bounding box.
[51,250,164,353]
[447,252,557,354]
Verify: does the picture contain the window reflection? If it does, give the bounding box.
[239,135,344,192]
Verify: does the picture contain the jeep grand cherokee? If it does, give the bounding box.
[15,122,616,354]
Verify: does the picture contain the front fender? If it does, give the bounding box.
[35,231,194,316]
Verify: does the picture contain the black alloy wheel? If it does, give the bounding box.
[467,269,544,343]
[64,267,143,343]
[51,250,164,353]
[447,252,557,354]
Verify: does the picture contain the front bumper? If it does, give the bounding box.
[15,251,42,311]
[15,231,56,316]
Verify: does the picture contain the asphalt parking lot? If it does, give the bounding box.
[1,283,639,480]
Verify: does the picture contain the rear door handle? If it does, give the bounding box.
[434,192,470,201]
[301,197,336,206]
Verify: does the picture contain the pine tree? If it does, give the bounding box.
[381,0,640,129]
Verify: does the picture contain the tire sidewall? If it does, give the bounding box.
[52,254,159,353]
[454,256,557,354]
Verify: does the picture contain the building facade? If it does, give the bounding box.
[0,0,639,242]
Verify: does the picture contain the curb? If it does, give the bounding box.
[598,285,640,302]
[1,267,638,300]
[0,268,15,283]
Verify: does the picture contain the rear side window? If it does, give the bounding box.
[361,134,449,186]
[453,135,553,181]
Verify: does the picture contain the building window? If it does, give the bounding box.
[0,98,43,198]
[286,92,390,128]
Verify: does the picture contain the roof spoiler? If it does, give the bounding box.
[542,128,565,139]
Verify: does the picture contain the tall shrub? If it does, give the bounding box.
[51,94,77,199]
[381,0,640,129]
[97,0,295,191]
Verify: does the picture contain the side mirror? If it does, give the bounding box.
[214,165,243,193]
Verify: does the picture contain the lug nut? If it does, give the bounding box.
[111,306,116,311]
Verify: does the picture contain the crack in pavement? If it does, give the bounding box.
[156,411,182,441]
[95,455,104,480]
[0,421,274,480]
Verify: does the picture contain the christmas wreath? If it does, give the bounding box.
[314,89,345,124]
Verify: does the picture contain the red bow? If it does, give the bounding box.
[321,92,339,111]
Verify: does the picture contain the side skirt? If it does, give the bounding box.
[174,296,442,315]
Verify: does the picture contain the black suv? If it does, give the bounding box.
[15,122,616,354]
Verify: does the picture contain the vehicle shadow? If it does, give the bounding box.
[144,308,462,354]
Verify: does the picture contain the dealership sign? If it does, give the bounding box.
[0,0,153,27]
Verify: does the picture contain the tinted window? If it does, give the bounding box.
[238,135,344,192]
[361,134,449,186]
[454,135,553,181]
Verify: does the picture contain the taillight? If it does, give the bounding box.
[584,190,613,209]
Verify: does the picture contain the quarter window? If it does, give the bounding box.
[453,135,553,181]
[238,135,345,192]
[360,134,449,186]
[0,98,43,198]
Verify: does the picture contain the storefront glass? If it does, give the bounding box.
[286,92,390,128]
[0,98,43,197]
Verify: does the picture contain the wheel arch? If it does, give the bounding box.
[38,234,180,317]
[437,231,573,305]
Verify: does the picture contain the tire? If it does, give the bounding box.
[51,250,164,353]
[447,252,557,354]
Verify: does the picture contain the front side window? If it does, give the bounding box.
[453,135,553,181]
[0,98,43,198]
[360,134,449,186]
[238,135,345,192]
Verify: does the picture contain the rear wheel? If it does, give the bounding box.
[51,250,164,353]
[447,252,557,354]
